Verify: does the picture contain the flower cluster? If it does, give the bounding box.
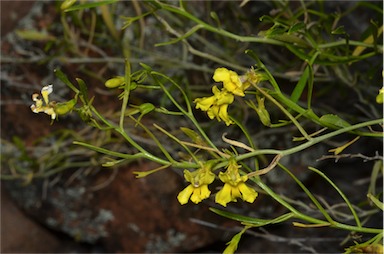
[30,85,76,120]
[194,67,263,125]
[178,160,258,207]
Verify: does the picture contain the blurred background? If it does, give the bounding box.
[1,1,382,253]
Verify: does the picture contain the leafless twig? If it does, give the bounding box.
[317,151,383,162]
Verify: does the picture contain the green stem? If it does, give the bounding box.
[154,123,200,163]
[151,72,218,150]
[308,166,362,228]
[319,39,383,51]
[129,116,176,163]
[279,163,335,223]
[156,1,286,46]
[213,118,383,170]
[119,59,131,129]
[155,1,382,54]
[256,177,381,234]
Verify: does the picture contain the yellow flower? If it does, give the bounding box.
[194,67,263,125]
[30,85,57,120]
[195,86,234,125]
[215,160,258,207]
[177,163,215,205]
[30,85,76,120]
[213,67,245,96]
[207,103,232,126]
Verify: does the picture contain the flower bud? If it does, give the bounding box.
[61,0,77,10]
[139,103,155,114]
[376,87,383,104]
[255,96,271,127]
[54,98,77,115]
[105,76,125,88]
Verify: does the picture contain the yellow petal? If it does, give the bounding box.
[30,104,41,113]
[212,85,221,95]
[213,68,230,83]
[218,171,231,183]
[195,96,215,111]
[207,105,219,120]
[215,184,234,207]
[215,91,234,105]
[44,107,56,120]
[224,70,244,96]
[190,185,211,204]
[177,185,194,205]
[218,104,233,126]
[199,184,211,199]
[32,93,40,102]
[41,85,53,105]
[200,170,215,185]
[223,82,244,97]
[238,182,258,203]
[183,169,194,183]
[231,186,242,200]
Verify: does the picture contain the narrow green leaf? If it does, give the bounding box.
[210,11,221,28]
[54,69,79,93]
[102,158,128,167]
[279,163,334,223]
[288,22,306,34]
[265,25,286,37]
[332,26,347,35]
[76,78,89,104]
[264,32,309,47]
[309,167,361,227]
[155,24,203,47]
[367,193,384,211]
[73,141,143,160]
[259,15,275,23]
[319,114,351,128]
[180,127,204,145]
[210,208,294,226]
[139,63,152,71]
[223,226,250,254]
[290,66,310,103]
[368,160,383,196]
[15,30,56,41]
[63,0,118,12]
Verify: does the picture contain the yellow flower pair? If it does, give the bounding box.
[194,68,244,126]
[177,159,258,207]
[194,67,260,125]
